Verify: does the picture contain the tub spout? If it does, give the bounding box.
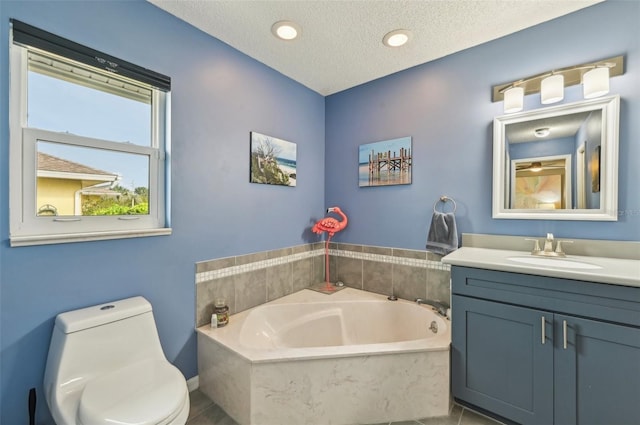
[415,298,449,317]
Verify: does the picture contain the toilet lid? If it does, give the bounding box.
[78,359,188,425]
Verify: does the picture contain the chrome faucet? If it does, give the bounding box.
[526,233,573,257]
[415,298,449,317]
[543,233,555,254]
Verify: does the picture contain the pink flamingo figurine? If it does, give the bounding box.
[312,207,348,291]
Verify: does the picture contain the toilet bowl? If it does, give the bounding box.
[43,296,190,425]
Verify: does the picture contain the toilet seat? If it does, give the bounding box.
[77,359,188,425]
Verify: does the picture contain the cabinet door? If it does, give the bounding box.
[554,315,640,425]
[452,295,554,425]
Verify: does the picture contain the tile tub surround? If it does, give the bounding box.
[195,242,451,327]
[328,243,451,305]
[195,243,325,327]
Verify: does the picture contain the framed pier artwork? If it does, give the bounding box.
[358,136,412,187]
[250,131,297,187]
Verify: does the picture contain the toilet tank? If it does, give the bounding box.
[44,296,167,404]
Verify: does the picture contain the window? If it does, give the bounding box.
[9,20,171,246]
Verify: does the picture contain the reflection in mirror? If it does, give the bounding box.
[493,95,619,220]
[511,155,571,209]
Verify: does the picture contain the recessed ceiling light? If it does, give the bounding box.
[383,29,411,47]
[534,127,551,138]
[271,21,301,41]
[530,162,543,172]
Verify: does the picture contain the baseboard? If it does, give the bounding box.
[187,375,199,392]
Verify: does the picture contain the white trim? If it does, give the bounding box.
[37,170,118,182]
[576,144,586,209]
[186,375,199,392]
[493,95,619,221]
[9,34,28,237]
[9,36,170,246]
[10,228,172,247]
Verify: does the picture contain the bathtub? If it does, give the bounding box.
[197,287,451,425]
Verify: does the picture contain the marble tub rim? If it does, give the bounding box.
[196,286,451,364]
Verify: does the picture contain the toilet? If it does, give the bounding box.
[43,296,190,425]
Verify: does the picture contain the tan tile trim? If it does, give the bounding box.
[195,243,449,284]
[196,248,323,283]
[329,249,450,271]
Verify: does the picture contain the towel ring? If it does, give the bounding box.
[434,196,457,214]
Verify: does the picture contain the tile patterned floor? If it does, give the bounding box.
[186,389,505,425]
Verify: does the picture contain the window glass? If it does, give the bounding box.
[36,141,150,217]
[27,62,152,147]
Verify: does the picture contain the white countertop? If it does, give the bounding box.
[442,247,640,287]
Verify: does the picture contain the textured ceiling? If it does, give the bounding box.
[148,0,603,96]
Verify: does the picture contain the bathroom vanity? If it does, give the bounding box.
[443,240,640,425]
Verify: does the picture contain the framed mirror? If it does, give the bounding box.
[492,95,619,220]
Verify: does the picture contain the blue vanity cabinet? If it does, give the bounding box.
[451,266,640,425]
[554,314,640,425]
[452,294,554,424]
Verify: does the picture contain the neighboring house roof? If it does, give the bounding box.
[37,152,119,182]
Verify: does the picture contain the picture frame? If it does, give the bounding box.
[358,137,412,187]
[250,132,297,187]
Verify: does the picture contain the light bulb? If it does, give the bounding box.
[503,86,524,113]
[271,21,301,41]
[583,67,610,99]
[541,74,564,104]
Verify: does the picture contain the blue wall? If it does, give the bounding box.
[0,1,324,423]
[325,1,639,248]
[1,1,638,424]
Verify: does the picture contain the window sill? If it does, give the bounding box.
[10,228,172,247]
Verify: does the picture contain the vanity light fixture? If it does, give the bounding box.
[534,128,550,138]
[492,55,624,113]
[541,74,564,104]
[583,66,610,98]
[503,86,524,113]
[383,29,411,47]
[271,21,301,41]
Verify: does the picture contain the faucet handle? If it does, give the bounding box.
[525,238,541,253]
[555,240,573,256]
[546,233,554,241]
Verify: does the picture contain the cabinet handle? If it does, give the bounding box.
[541,316,546,344]
[563,320,568,349]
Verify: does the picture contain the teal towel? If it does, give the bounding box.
[426,212,458,255]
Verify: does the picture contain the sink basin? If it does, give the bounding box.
[507,256,603,270]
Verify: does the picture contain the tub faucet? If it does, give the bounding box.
[415,299,449,317]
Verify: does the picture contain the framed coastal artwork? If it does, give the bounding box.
[358,136,412,187]
[250,132,297,187]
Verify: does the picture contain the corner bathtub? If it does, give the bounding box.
[197,288,451,425]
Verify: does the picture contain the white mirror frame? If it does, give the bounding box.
[493,95,619,221]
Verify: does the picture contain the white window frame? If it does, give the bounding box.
[9,31,171,247]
